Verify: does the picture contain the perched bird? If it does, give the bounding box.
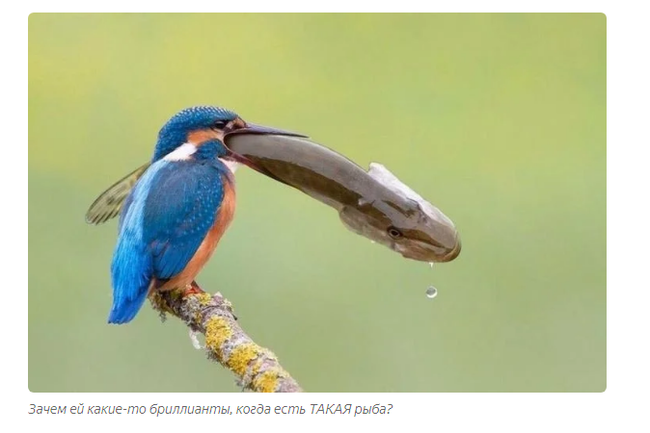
[108,106,301,324]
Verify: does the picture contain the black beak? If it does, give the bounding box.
[225,123,307,138]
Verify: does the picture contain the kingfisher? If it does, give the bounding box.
[108,106,302,324]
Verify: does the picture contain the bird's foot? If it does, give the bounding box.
[183,281,203,296]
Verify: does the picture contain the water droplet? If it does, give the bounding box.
[426,286,438,299]
[429,262,434,269]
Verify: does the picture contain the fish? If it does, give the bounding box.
[227,135,461,263]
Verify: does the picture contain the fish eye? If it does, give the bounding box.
[387,226,403,239]
[212,120,228,129]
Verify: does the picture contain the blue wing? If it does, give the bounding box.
[108,159,225,324]
[143,162,225,278]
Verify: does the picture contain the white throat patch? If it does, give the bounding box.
[164,143,197,161]
[220,159,241,174]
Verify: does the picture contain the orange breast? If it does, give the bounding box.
[158,178,236,291]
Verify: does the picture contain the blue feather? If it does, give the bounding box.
[144,161,225,278]
[153,106,237,161]
[109,155,228,324]
[109,166,159,324]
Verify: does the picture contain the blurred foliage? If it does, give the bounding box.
[28,13,605,392]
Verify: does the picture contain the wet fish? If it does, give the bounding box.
[227,135,461,263]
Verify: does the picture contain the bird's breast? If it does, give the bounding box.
[211,176,237,237]
[157,175,236,291]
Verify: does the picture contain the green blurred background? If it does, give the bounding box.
[28,14,605,392]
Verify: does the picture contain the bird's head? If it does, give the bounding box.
[153,106,304,163]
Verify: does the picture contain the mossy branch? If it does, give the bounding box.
[149,282,302,392]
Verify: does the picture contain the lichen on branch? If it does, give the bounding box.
[149,282,302,392]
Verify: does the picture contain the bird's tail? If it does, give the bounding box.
[109,244,153,324]
[107,285,149,324]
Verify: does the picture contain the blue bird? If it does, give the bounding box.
[108,106,301,324]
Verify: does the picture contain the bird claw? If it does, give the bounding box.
[183,282,203,296]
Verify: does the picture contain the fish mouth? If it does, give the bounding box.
[439,238,461,262]
[399,235,461,263]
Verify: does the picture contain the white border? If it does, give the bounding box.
[11,2,650,432]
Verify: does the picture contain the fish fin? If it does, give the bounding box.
[367,163,424,201]
[367,162,455,227]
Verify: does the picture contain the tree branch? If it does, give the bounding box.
[149,282,302,392]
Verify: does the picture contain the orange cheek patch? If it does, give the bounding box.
[188,129,223,145]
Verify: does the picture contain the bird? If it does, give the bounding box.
[108,106,302,324]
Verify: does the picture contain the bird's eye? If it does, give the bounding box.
[387,226,403,239]
[212,120,228,129]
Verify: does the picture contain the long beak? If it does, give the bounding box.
[225,123,307,138]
